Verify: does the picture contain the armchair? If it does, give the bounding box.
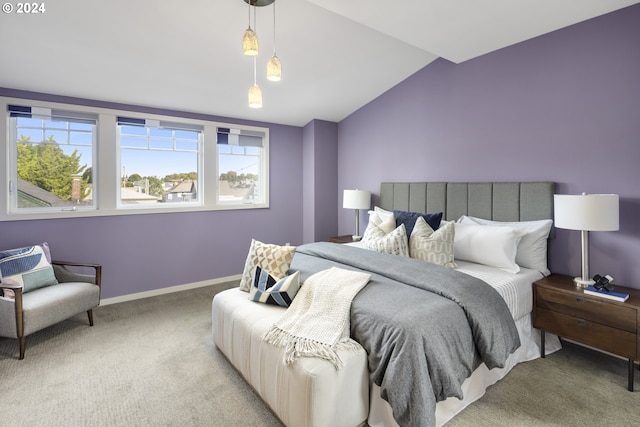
[0,260,101,359]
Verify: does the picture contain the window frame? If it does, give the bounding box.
[116,116,204,210]
[8,105,98,214]
[0,96,270,221]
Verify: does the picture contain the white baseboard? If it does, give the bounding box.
[99,274,241,306]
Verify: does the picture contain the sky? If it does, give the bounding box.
[17,118,260,180]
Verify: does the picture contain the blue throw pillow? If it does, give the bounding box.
[394,210,443,237]
[249,266,301,307]
[0,244,58,293]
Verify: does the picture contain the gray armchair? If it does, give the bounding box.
[0,260,101,359]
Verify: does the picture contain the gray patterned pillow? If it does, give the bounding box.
[364,223,409,257]
[409,218,457,268]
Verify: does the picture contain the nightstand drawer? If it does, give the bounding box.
[535,307,637,358]
[535,287,636,332]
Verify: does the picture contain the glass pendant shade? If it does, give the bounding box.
[243,28,259,56]
[267,55,281,81]
[248,85,263,108]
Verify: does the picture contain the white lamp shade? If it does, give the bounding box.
[243,28,259,56]
[248,84,263,109]
[343,190,371,210]
[267,55,281,81]
[554,194,619,231]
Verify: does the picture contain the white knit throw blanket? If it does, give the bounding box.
[262,267,370,369]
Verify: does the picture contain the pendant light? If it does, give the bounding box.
[241,0,278,108]
[248,56,263,108]
[266,1,281,81]
[242,1,258,56]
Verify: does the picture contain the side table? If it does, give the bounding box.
[328,235,359,244]
[533,274,640,391]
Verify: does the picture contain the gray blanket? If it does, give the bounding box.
[290,242,521,427]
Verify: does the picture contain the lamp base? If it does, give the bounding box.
[573,276,595,288]
[351,235,362,241]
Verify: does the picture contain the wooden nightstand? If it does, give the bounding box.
[328,235,359,244]
[533,274,640,391]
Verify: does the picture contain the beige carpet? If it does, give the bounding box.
[1,282,639,427]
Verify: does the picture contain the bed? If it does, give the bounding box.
[212,181,561,427]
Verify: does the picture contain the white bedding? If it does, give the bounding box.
[212,252,561,426]
[455,260,540,322]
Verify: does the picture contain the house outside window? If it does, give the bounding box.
[117,117,202,208]
[217,127,267,206]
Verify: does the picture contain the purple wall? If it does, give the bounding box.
[0,89,304,298]
[338,5,640,288]
[302,120,339,243]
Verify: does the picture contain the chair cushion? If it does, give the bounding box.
[0,243,58,293]
[21,282,100,336]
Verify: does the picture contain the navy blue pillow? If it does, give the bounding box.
[393,210,443,237]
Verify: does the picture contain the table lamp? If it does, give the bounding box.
[343,189,371,241]
[554,193,619,287]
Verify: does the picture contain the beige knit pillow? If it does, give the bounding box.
[409,217,457,268]
[238,239,297,292]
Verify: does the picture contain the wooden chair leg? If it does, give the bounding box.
[87,309,94,326]
[19,337,26,360]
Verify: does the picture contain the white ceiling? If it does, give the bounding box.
[0,0,637,127]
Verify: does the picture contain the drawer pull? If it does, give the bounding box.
[576,296,584,303]
[577,319,586,326]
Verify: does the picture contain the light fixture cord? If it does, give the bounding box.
[253,56,257,85]
[272,1,277,55]
[253,3,257,36]
[247,0,251,29]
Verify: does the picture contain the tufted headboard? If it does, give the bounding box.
[379,182,555,222]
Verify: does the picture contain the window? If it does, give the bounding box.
[8,105,96,212]
[1,97,269,221]
[217,127,267,206]
[117,117,202,207]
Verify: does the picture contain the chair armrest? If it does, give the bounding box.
[51,261,102,288]
[52,260,101,269]
[0,279,22,310]
[0,281,23,290]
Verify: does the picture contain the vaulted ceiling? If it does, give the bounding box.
[1,0,637,126]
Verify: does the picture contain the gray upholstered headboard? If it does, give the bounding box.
[379,182,555,222]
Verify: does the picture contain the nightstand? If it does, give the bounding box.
[533,274,640,391]
[328,235,358,244]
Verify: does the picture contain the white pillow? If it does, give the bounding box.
[409,217,457,268]
[364,223,409,257]
[453,223,525,273]
[363,209,396,239]
[373,206,394,222]
[458,216,553,274]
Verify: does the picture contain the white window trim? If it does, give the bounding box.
[0,96,270,221]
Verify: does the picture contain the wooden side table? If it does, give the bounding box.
[533,274,640,391]
[328,235,359,244]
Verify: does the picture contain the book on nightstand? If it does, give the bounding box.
[584,286,629,302]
